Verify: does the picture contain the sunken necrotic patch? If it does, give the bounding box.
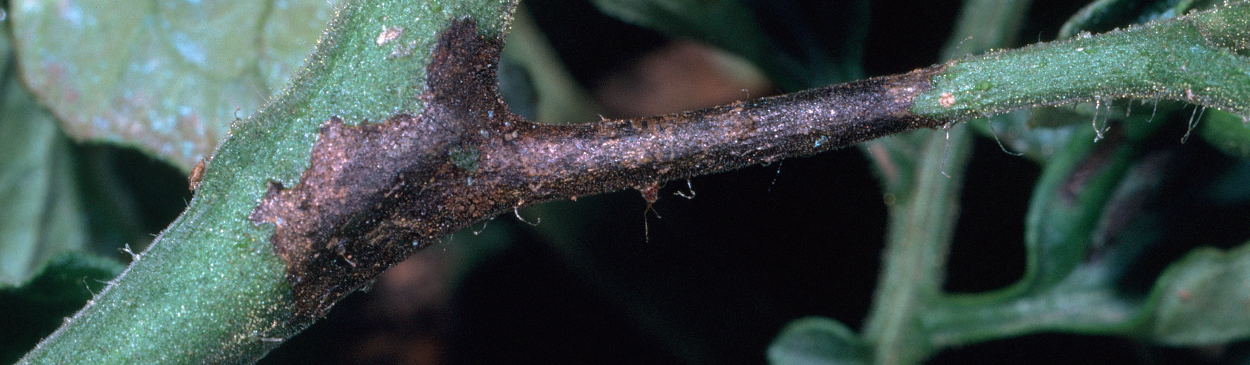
[249,16,949,323]
[249,19,516,322]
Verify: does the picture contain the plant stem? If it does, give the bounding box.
[18,0,954,360]
[18,1,1250,363]
[250,21,951,320]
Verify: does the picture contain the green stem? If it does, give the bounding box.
[914,2,1250,121]
[862,123,973,365]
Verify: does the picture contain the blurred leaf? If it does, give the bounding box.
[10,0,340,171]
[1059,0,1152,39]
[965,111,1075,162]
[1015,120,1161,294]
[975,99,1190,164]
[925,127,1191,347]
[769,317,869,365]
[1150,243,1250,345]
[924,106,1250,349]
[589,0,867,90]
[939,0,1031,59]
[498,5,603,124]
[1059,0,1223,40]
[925,261,1143,347]
[259,0,344,96]
[0,251,123,364]
[0,61,90,285]
[1201,109,1250,157]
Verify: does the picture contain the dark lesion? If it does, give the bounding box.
[250,16,949,322]
[249,18,515,321]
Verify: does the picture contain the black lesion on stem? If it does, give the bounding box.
[250,17,950,323]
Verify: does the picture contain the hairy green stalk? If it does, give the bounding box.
[914,3,1250,121]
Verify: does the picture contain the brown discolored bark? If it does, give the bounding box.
[250,18,950,322]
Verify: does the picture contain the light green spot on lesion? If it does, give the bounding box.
[449,145,480,172]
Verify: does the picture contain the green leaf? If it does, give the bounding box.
[1014,121,1162,294]
[769,317,870,365]
[0,252,123,364]
[962,111,1073,162]
[1150,243,1250,345]
[10,0,339,171]
[1200,109,1250,157]
[1058,0,1146,40]
[497,5,603,125]
[924,264,1143,348]
[1055,0,1218,40]
[0,58,90,285]
[923,122,1177,346]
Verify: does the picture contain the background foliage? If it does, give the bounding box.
[5,0,1250,364]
